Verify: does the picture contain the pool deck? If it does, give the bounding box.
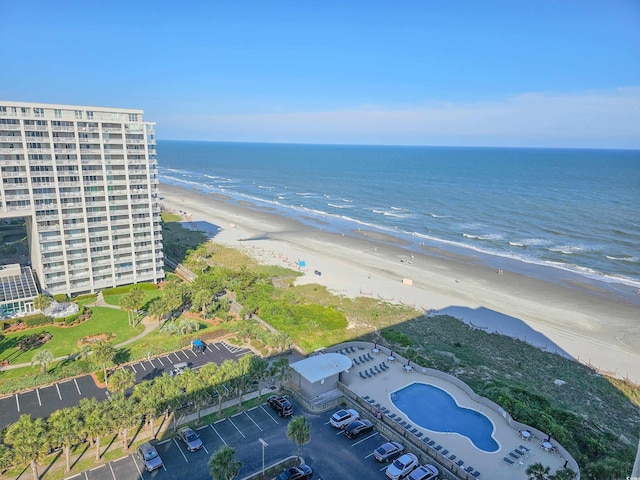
[333,343,571,480]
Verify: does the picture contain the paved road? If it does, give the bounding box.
[63,397,402,480]
[0,341,252,429]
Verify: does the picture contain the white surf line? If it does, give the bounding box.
[210,423,228,445]
[260,405,279,424]
[351,432,378,446]
[244,411,263,431]
[228,415,245,437]
[56,383,62,400]
[36,388,42,406]
[15,394,20,412]
[74,379,81,395]
[173,438,189,462]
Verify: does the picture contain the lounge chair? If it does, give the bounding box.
[416,432,423,438]
[465,466,474,473]
[388,413,396,419]
[350,346,356,353]
[363,395,370,400]
[456,459,464,467]
[448,454,456,461]
[428,440,435,446]
[435,445,442,451]
[503,457,514,465]
[509,452,519,459]
[359,371,367,379]
[365,370,371,378]
[442,449,449,456]
[473,471,480,478]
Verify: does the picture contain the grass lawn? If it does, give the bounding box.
[0,307,143,367]
[102,289,163,309]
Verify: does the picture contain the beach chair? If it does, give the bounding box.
[363,395,370,400]
[365,370,371,378]
[359,371,367,379]
[503,457,514,465]
[428,440,436,446]
[370,368,377,376]
[350,346,356,353]
[448,454,456,461]
[456,459,464,467]
[388,413,396,419]
[509,452,519,460]
[465,466,474,473]
[435,445,442,451]
[416,432,423,438]
[473,471,480,478]
[442,449,449,456]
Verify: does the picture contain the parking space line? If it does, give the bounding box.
[173,438,189,462]
[196,425,209,431]
[56,383,62,400]
[244,411,263,431]
[132,453,144,480]
[36,388,42,406]
[351,432,378,447]
[90,465,103,471]
[113,455,129,461]
[336,430,345,436]
[157,439,172,445]
[109,462,117,479]
[74,378,82,395]
[173,352,181,362]
[148,359,155,368]
[157,357,165,366]
[260,405,279,424]
[202,444,209,454]
[63,473,82,480]
[228,416,245,438]
[210,424,228,445]
[379,464,388,472]
[181,350,190,360]
[130,364,137,373]
[139,362,147,371]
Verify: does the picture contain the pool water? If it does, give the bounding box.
[390,383,499,452]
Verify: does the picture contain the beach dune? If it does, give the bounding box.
[160,183,640,383]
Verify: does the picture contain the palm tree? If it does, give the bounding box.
[31,349,55,373]
[4,414,49,480]
[120,294,136,327]
[0,444,14,475]
[270,357,293,391]
[147,296,169,326]
[109,394,139,451]
[132,381,163,438]
[526,462,551,480]
[249,356,269,397]
[48,407,83,472]
[79,397,111,461]
[108,368,136,396]
[32,293,51,313]
[178,318,199,335]
[92,341,115,386]
[286,416,311,463]
[208,445,242,480]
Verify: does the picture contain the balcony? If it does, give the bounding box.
[27,148,51,154]
[1,124,21,130]
[0,136,23,142]
[1,170,27,177]
[54,148,76,154]
[102,127,122,133]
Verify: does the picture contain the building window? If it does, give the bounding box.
[128,113,138,122]
[34,108,44,117]
[21,107,29,116]
[0,106,6,114]
[54,109,62,118]
[75,110,82,119]
[86,111,94,120]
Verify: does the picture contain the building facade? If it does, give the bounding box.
[0,101,164,297]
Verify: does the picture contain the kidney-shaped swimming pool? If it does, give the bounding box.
[390,382,499,452]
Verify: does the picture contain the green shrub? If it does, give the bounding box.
[53,293,68,303]
[63,306,86,325]
[22,314,53,327]
[381,329,413,347]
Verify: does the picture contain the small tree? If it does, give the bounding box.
[92,341,116,386]
[551,468,577,480]
[208,445,242,480]
[108,368,136,396]
[526,462,551,480]
[32,294,51,312]
[286,416,311,462]
[5,415,49,480]
[49,407,84,472]
[31,349,55,373]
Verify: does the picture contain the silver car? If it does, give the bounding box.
[136,442,163,472]
[386,453,419,480]
[374,441,404,462]
[178,426,203,452]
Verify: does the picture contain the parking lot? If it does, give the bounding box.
[65,397,413,480]
[0,341,252,430]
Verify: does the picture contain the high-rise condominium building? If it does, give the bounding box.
[0,101,164,300]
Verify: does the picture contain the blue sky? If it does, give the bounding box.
[2,1,639,148]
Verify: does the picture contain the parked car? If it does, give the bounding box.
[268,395,294,417]
[408,464,439,480]
[178,426,203,452]
[386,453,419,480]
[136,442,163,472]
[374,441,405,462]
[344,419,374,439]
[330,408,359,428]
[277,464,313,480]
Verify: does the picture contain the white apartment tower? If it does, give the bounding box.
[0,101,164,297]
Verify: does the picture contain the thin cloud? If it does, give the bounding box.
[157,87,640,148]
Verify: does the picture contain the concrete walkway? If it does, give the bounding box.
[0,295,158,371]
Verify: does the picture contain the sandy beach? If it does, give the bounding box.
[159,183,640,383]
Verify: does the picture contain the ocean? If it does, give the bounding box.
[157,141,640,299]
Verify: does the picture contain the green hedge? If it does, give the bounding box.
[22,314,53,328]
[53,293,68,303]
[101,282,159,296]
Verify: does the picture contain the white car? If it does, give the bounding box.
[386,453,419,480]
[330,408,359,428]
[408,464,439,480]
